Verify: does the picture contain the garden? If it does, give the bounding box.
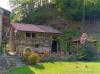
[6,28,99,74]
[7,39,99,74]
[3,0,100,74]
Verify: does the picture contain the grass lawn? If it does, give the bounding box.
[8,62,100,74]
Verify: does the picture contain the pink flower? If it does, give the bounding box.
[80,33,88,44]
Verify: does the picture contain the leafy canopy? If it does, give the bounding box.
[9,0,100,23]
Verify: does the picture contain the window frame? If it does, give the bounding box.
[26,32,36,38]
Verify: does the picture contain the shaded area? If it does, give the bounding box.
[8,66,35,74]
[34,64,45,70]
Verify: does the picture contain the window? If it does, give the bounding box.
[26,33,31,37]
[32,33,35,38]
[26,32,36,38]
[35,44,39,48]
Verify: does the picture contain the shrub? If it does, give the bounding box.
[23,48,32,61]
[77,42,97,61]
[83,42,97,61]
[45,55,55,62]
[68,54,77,61]
[76,48,86,61]
[27,52,42,65]
[0,46,3,54]
[43,50,50,57]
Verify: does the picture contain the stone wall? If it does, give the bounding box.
[15,31,55,53]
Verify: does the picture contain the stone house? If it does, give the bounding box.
[9,23,61,54]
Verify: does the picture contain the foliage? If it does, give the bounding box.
[67,45,86,61]
[76,46,86,61]
[9,0,26,23]
[44,54,56,62]
[69,42,97,61]
[55,0,100,20]
[59,27,79,52]
[82,42,97,61]
[22,4,58,24]
[0,43,7,54]
[9,0,58,24]
[55,0,82,20]
[9,0,100,23]
[23,48,42,65]
[0,45,3,54]
[67,55,77,61]
[27,52,42,65]
[23,48,32,61]
[67,41,97,61]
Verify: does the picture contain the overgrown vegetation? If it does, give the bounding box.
[9,0,100,23]
[81,42,97,61]
[28,52,42,65]
[23,48,32,61]
[0,41,7,55]
[59,27,80,52]
[23,48,42,65]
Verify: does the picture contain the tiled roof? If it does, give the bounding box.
[12,23,61,34]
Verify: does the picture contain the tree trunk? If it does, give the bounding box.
[81,0,85,25]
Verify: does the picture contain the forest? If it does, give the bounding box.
[9,0,100,24]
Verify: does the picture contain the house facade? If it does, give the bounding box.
[0,7,10,46]
[9,23,61,54]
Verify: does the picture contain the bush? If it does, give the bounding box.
[0,46,3,54]
[27,52,42,65]
[82,42,97,61]
[68,55,77,61]
[77,42,97,61]
[23,48,32,61]
[43,51,50,57]
[76,48,86,61]
[44,55,55,62]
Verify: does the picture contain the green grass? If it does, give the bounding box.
[8,62,100,74]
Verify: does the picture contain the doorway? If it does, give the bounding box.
[51,40,58,53]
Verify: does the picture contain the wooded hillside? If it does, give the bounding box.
[9,0,100,52]
[9,0,100,26]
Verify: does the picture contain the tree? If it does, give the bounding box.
[81,0,85,25]
[9,0,100,23]
[55,0,100,21]
[9,0,56,24]
[9,0,35,23]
